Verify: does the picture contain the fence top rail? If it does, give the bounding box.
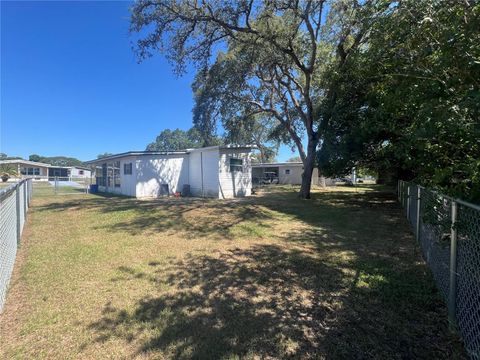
[399,180,480,212]
[0,179,30,201]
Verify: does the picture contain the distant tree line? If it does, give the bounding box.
[0,153,23,160]
[1,153,85,167]
[28,154,84,167]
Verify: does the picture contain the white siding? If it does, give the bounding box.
[90,146,252,199]
[218,149,252,199]
[69,168,92,178]
[278,165,303,185]
[119,157,137,197]
[135,154,189,198]
[278,165,319,186]
[188,149,219,197]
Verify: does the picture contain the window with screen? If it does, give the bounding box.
[96,165,105,186]
[114,161,121,187]
[102,163,108,187]
[124,163,132,175]
[229,158,243,172]
[285,169,290,175]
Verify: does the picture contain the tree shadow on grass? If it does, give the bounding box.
[34,194,275,239]
[88,244,344,359]
[35,188,465,357]
[88,243,464,359]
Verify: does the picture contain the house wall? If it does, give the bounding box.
[69,168,92,178]
[188,148,219,197]
[218,149,252,198]
[96,156,138,196]
[90,147,252,199]
[135,154,189,198]
[278,165,319,185]
[20,163,49,180]
[119,157,137,197]
[278,165,303,185]
[254,164,319,186]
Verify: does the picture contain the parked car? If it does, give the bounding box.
[336,177,353,185]
[261,172,279,184]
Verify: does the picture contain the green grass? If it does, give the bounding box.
[0,185,466,359]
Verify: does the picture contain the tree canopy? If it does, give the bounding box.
[145,127,222,151]
[318,0,480,201]
[130,0,378,198]
[287,156,302,163]
[130,0,478,201]
[29,154,84,167]
[0,153,22,160]
[97,153,114,159]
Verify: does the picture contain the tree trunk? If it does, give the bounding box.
[299,138,318,199]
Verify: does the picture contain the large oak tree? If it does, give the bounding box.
[130,0,377,198]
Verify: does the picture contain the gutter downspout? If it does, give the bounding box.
[200,152,204,198]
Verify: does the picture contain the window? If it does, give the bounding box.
[114,161,121,187]
[124,163,132,175]
[26,167,40,176]
[107,163,113,187]
[79,170,84,175]
[99,163,107,187]
[229,158,243,172]
[285,169,290,175]
[20,167,26,175]
[96,165,105,186]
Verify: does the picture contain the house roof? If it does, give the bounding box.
[0,160,89,170]
[85,145,254,164]
[0,159,52,167]
[252,162,304,167]
[84,151,188,164]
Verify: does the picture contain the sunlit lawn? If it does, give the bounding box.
[0,185,465,359]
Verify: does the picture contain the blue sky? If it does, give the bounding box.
[1,1,298,162]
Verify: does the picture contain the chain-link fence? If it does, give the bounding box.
[398,180,480,359]
[0,179,33,312]
[31,176,91,197]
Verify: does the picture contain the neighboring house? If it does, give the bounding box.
[0,159,50,180]
[0,160,91,180]
[252,162,335,186]
[85,145,253,199]
[67,166,91,178]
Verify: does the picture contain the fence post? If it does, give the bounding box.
[448,200,458,330]
[15,183,21,246]
[406,186,411,220]
[55,177,58,195]
[23,181,27,216]
[416,186,421,242]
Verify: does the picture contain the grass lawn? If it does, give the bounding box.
[0,185,465,359]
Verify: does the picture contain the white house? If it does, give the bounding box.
[252,162,335,186]
[85,145,253,199]
[0,159,92,181]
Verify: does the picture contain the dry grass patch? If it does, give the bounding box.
[0,185,466,359]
